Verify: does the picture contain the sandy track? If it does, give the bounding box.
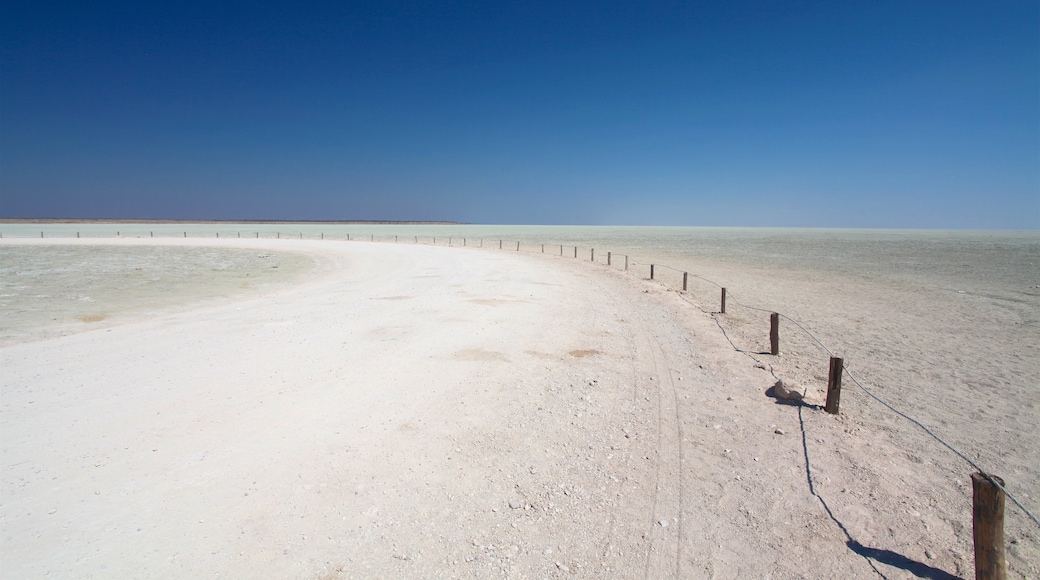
[1,239,1035,578]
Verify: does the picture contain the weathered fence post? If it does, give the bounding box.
[574,246,577,258]
[720,288,726,313]
[371,234,374,241]
[395,235,398,243]
[770,313,780,355]
[184,232,187,238]
[300,233,302,239]
[216,232,219,238]
[499,240,503,249]
[541,244,544,253]
[591,248,594,261]
[277,232,280,239]
[650,264,655,280]
[516,241,520,251]
[151,231,153,238]
[625,255,629,271]
[608,252,612,266]
[463,238,466,246]
[825,357,843,414]
[256,232,259,238]
[560,245,563,256]
[683,272,688,291]
[972,472,1006,580]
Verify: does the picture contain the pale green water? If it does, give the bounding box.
[4,223,1037,292]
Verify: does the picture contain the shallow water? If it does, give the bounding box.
[0,243,314,344]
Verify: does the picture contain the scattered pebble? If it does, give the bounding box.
[775,428,785,435]
[658,519,669,527]
[925,549,935,560]
[508,499,523,509]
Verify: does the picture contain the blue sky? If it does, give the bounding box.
[2,1,1037,228]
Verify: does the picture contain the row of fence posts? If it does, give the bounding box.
[11,229,1015,576]
[631,261,1006,579]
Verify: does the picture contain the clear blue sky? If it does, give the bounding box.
[2,1,1037,228]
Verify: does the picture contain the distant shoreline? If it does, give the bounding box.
[0,218,466,225]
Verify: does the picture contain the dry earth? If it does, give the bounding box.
[1,238,1036,579]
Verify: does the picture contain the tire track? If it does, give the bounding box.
[632,304,685,579]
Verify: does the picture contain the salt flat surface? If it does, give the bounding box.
[1,237,1037,578]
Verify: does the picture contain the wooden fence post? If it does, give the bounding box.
[591,248,594,261]
[625,255,629,271]
[371,234,374,241]
[972,472,1006,580]
[683,272,688,291]
[650,264,655,280]
[256,232,259,238]
[541,244,544,253]
[560,245,563,256]
[720,288,726,313]
[574,246,577,258]
[499,240,503,249]
[770,313,780,355]
[608,252,612,266]
[516,241,520,251]
[184,232,187,238]
[825,357,843,414]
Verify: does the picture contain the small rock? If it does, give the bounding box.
[774,428,785,435]
[658,519,669,527]
[924,549,935,560]
[726,396,733,401]
[508,499,523,509]
[556,562,570,573]
[772,380,803,401]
